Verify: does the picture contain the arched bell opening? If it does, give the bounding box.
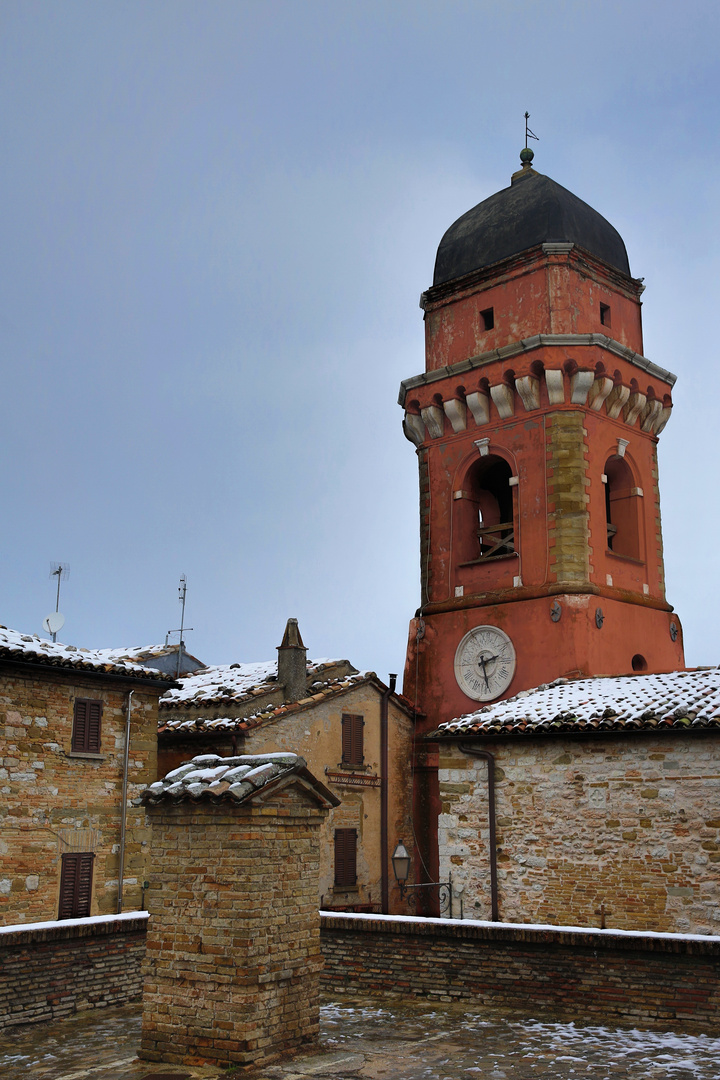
[604,455,642,561]
[454,454,516,565]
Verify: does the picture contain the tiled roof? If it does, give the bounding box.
[159,659,360,710]
[94,644,206,668]
[158,671,413,736]
[430,669,720,739]
[0,626,176,682]
[142,751,339,807]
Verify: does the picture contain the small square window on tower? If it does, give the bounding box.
[334,828,357,888]
[600,303,611,328]
[72,698,103,754]
[341,713,364,767]
[480,307,494,331]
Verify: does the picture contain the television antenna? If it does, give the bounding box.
[44,563,70,642]
[165,574,194,677]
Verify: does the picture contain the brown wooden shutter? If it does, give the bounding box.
[87,701,102,753]
[334,828,357,887]
[75,853,94,915]
[341,714,364,767]
[59,852,94,918]
[72,700,87,752]
[72,699,103,753]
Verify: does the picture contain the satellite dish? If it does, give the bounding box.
[43,612,65,635]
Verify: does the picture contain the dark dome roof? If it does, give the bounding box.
[433,169,631,286]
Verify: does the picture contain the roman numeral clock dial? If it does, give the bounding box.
[453,626,517,702]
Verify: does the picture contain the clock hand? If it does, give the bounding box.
[479,655,490,689]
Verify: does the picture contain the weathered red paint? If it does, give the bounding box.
[402,239,684,737]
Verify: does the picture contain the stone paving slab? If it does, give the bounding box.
[3,995,720,1079]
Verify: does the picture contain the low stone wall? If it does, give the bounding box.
[320,913,720,1030]
[0,912,148,1029]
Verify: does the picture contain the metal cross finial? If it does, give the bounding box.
[524,112,539,149]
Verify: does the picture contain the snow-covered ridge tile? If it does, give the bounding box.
[141,751,305,805]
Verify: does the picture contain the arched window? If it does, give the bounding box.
[455,455,515,564]
[604,455,641,560]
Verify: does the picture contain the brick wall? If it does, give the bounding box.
[0,913,147,1029]
[141,787,328,1068]
[321,913,720,1030]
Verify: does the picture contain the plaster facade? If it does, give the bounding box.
[158,679,415,913]
[401,222,683,735]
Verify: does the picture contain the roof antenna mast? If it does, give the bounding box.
[43,563,69,642]
[165,574,194,677]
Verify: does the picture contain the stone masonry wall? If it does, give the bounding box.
[141,788,327,1068]
[0,914,147,1029]
[437,733,720,932]
[321,914,720,1031]
[546,410,591,585]
[0,664,161,923]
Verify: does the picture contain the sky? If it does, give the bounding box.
[1,0,719,684]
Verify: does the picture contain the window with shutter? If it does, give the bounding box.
[334,829,357,888]
[58,852,95,919]
[72,698,103,753]
[341,713,364,767]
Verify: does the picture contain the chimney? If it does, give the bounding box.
[277,618,308,703]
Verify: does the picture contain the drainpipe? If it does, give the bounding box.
[117,690,134,914]
[458,742,498,921]
[380,674,397,914]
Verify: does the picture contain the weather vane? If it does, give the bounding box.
[524,112,539,149]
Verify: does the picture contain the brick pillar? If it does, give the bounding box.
[139,757,336,1069]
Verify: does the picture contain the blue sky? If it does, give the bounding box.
[1,1,718,681]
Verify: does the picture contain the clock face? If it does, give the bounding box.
[454,626,516,702]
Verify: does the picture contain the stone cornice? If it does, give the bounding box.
[421,243,644,310]
[398,333,676,407]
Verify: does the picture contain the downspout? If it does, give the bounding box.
[117,690,134,914]
[380,674,397,914]
[458,742,499,921]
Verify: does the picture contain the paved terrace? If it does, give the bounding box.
[3,995,720,1080]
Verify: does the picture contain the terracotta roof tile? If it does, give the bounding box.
[0,626,175,682]
[142,751,338,808]
[430,669,720,739]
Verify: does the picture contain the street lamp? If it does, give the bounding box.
[391,841,411,898]
[391,839,453,916]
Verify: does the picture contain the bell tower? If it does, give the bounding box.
[401,149,685,731]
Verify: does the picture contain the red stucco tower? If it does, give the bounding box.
[401,150,685,732]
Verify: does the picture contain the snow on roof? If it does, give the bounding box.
[158,669,379,734]
[94,644,204,666]
[431,668,720,738]
[142,751,338,807]
[0,626,175,681]
[160,657,352,707]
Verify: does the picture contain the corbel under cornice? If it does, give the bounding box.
[398,333,676,407]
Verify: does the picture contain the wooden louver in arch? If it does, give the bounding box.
[72,698,103,754]
[334,828,357,888]
[58,852,95,919]
[341,713,364,767]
